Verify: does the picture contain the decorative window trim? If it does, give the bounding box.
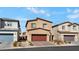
[43,23,47,28]
[31,23,36,28]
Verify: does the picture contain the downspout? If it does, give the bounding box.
[49,30,52,41]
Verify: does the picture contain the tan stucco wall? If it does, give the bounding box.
[27,29,50,34]
[52,27,60,40]
[27,19,52,31]
[77,33,79,40]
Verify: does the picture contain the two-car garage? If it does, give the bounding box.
[64,35,75,42]
[0,33,13,48]
[0,31,18,48]
[0,33,13,43]
[32,34,47,41]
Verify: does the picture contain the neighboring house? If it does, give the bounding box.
[0,18,20,47]
[52,22,79,42]
[25,18,53,41]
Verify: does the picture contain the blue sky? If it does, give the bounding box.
[0,7,79,32]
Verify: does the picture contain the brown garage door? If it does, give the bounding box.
[64,35,75,41]
[32,34,47,41]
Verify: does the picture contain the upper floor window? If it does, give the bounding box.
[5,22,12,26]
[7,23,12,26]
[68,25,71,30]
[31,23,36,28]
[62,26,65,30]
[73,25,76,30]
[78,26,79,30]
[43,23,47,28]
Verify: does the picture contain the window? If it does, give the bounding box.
[7,23,12,26]
[43,23,47,28]
[5,22,12,26]
[62,26,65,30]
[78,26,79,30]
[7,22,12,26]
[31,23,36,28]
[68,25,71,30]
[73,25,76,30]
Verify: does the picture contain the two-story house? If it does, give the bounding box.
[52,22,79,43]
[25,18,53,41]
[24,18,79,44]
[0,18,20,47]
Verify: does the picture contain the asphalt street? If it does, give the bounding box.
[0,46,79,51]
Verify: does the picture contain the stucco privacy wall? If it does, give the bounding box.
[27,29,51,41]
[52,26,60,40]
[0,31,18,41]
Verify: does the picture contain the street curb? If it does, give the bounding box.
[0,44,79,50]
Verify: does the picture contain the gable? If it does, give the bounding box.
[52,22,79,28]
[25,18,52,27]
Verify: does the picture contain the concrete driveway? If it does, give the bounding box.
[32,41,53,46]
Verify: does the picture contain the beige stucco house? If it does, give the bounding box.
[52,22,79,42]
[23,18,79,43]
[25,18,53,42]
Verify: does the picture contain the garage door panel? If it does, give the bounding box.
[32,34,47,41]
[64,35,75,41]
[0,34,13,48]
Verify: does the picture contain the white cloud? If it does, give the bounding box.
[66,8,79,14]
[46,13,50,17]
[66,9,79,19]
[67,13,79,19]
[27,7,39,14]
[52,11,65,15]
[26,7,51,17]
[66,8,72,13]
[73,9,79,14]
[16,16,29,21]
[40,10,46,14]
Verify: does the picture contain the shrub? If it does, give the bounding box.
[13,41,34,47]
[64,41,71,44]
[13,41,18,47]
[28,41,33,46]
[53,40,64,45]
